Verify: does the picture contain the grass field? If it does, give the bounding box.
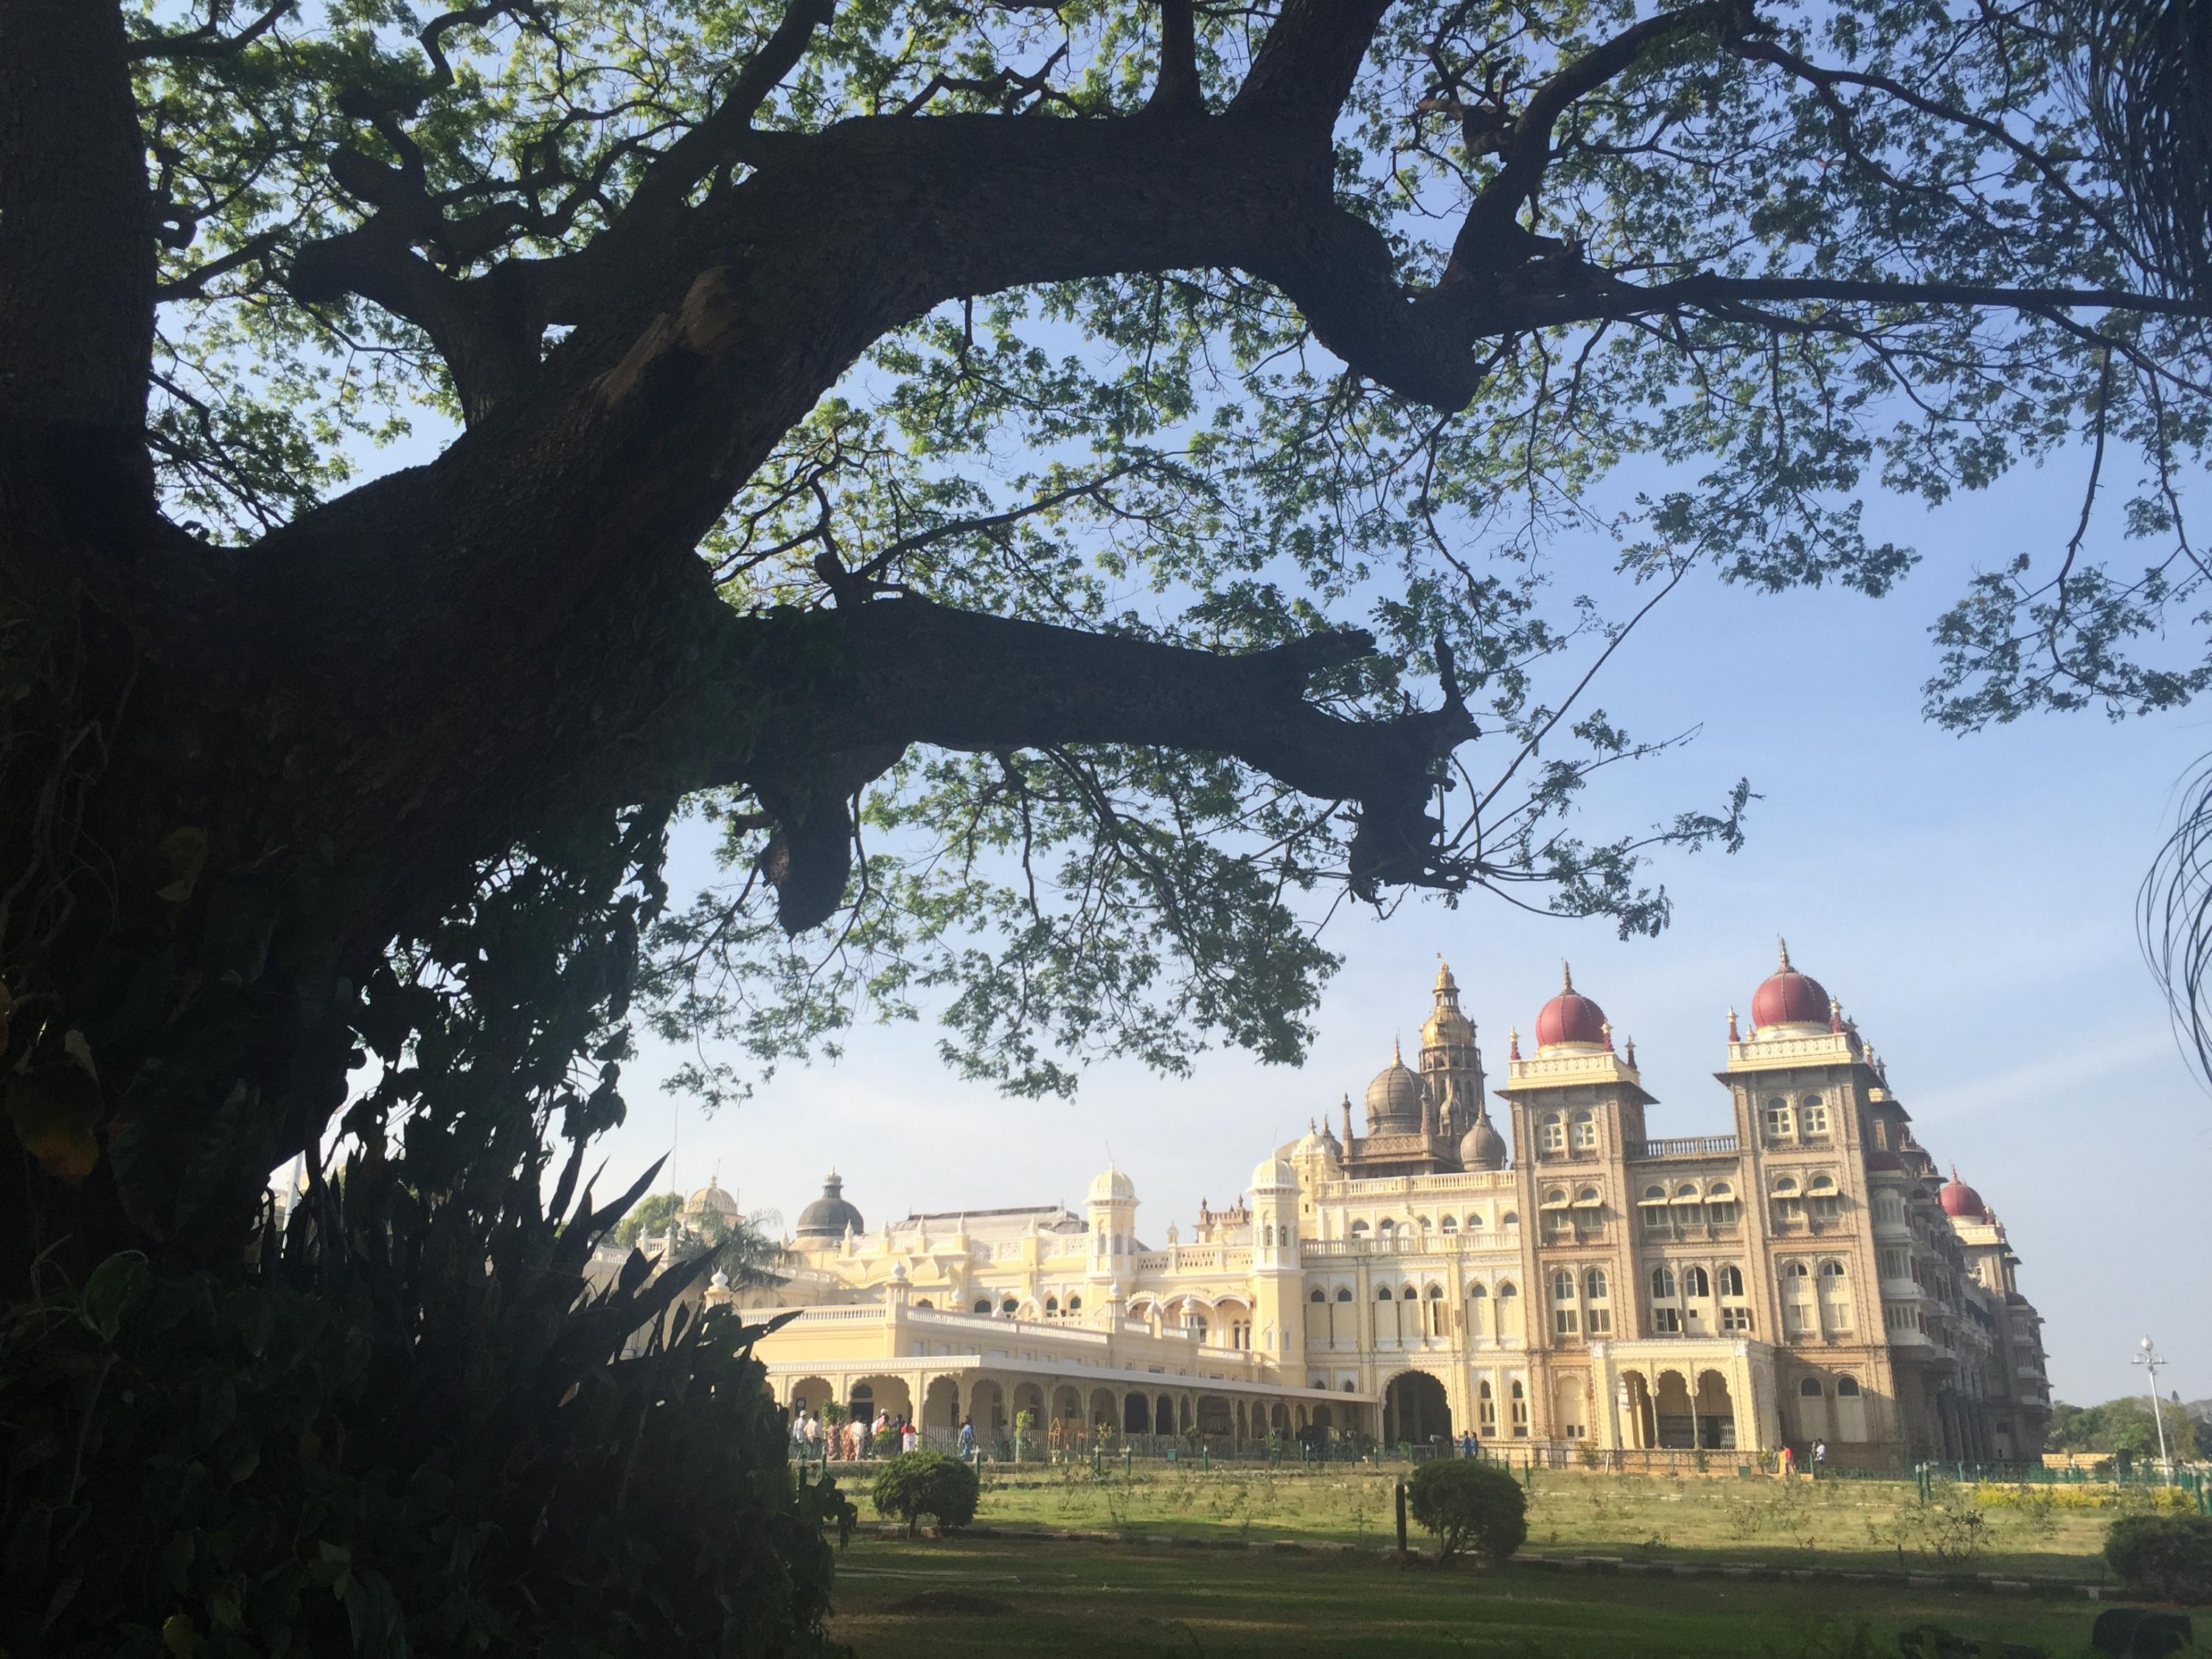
[827,1534,2113,1658]
[828,1464,2180,1585]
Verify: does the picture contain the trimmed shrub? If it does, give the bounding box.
[2107,1512,2212,1604]
[1406,1459,1528,1562]
[872,1450,981,1536]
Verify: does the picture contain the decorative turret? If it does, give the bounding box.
[1087,1161,1137,1278]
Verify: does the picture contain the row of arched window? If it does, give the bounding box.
[1763,1093,1832,1139]
[969,1293,1085,1318]
[1770,1172,1843,1225]
[1346,1211,1520,1239]
[1537,1109,1603,1155]
[1638,1180,1741,1231]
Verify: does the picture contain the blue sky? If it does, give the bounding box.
[582,453,2212,1412]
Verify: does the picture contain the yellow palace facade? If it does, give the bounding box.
[718,950,2051,1467]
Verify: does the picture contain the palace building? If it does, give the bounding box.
[723,947,2053,1467]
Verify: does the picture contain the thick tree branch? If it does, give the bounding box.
[612,0,836,231]
[1453,1,1731,270]
[0,0,156,438]
[647,599,1476,931]
[1229,0,1394,126]
[1147,0,1203,118]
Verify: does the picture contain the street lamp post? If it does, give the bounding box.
[2132,1335,2172,1480]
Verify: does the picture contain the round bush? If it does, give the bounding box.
[2106,1512,2212,1604]
[870,1450,981,1535]
[1406,1459,1528,1562]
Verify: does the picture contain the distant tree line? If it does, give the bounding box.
[2046,1396,2207,1463]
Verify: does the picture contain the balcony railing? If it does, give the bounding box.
[1626,1135,1740,1159]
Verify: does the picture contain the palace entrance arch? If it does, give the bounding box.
[1383,1371,1452,1447]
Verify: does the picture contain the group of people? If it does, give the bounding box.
[787,1406,982,1462]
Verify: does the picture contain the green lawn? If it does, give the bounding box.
[831,1465,2167,1584]
[827,1534,2112,1658]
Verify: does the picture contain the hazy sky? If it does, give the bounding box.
[577,460,2212,1413]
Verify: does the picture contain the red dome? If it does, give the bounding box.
[1938,1167,1986,1219]
[1751,939,1832,1031]
[1534,964,1609,1049]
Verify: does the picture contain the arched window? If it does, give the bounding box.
[1784,1260,1809,1279]
[1552,1269,1576,1301]
[1001,1298,1019,1314]
[1478,1379,1498,1434]
[1377,1285,1394,1300]
[1466,1211,1486,1231]
[1440,1215,1458,1234]
[1335,1287,1354,1302]
[1510,1378,1529,1436]
[1650,1265,1676,1298]
[1641,1183,1671,1231]
[1377,1217,1398,1238]
[1706,1181,1739,1226]
[1808,1173,1840,1222]
[1500,1210,1519,1228]
[1544,1188,1568,1207]
[1400,1284,1419,1301]
[1067,1295,1082,1312]
[1350,1220,1369,1237]
[1414,1214,1432,1231]
[1771,1175,1806,1227]
[973,1298,992,1313]
[1717,1265,1745,1297]
[1467,1281,1488,1301]
[914,1298,932,1309]
[1801,1094,1830,1135]
[1425,1281,1446,1335]
[1798,1377,1825,1397]
[1541,1113,1567,1152]
[1772,1175,1801,1194]
[1310,1288,1326,1303]
[1045,1295,1059,1313]
[1835,1375,1861,1397]
[1683,1265,1711,1298]
[1764,1096,1794,1137]
[1585,1268,1609,1300]
[1820,1259,1846,1279]
[1497,1280,1518,1300]
[1571,1110,1598,1151]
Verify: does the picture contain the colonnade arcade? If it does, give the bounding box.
[772,1366,1361,1447]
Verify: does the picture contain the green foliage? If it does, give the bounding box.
[615,1191,686,1246]
[1405,1460,1528,1562]
[2048,1398,2205,1462]
[870,1451,981,1536]
[126,0,2212,1105]
[0,1245,853,1658]
[2105,1512,2212,1604]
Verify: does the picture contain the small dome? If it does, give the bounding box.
[794,1170,864,1239]
[1251,1155,1298,1192]
[1534,963,1609,1051]
[1751,939,1832,1032]
[686,1177,741,1217]
[1458,1119,1509,1171]
[1938,1166,1987,1219]
[1088,1164,1136,1203]
[1364,1039,1425,1132]
[710,1267,731,1291]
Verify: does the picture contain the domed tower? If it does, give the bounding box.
[793,1170,863,1245]
[1419,959,1489,1141]
[1363,1038,1424,1135]
[1248,1154,1304,1360]
[1750,939,1835,1037]
[1085,1163,1138,1284]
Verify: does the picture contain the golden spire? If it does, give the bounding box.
[1561,961,1574,992]
[1778,936,1792,971]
